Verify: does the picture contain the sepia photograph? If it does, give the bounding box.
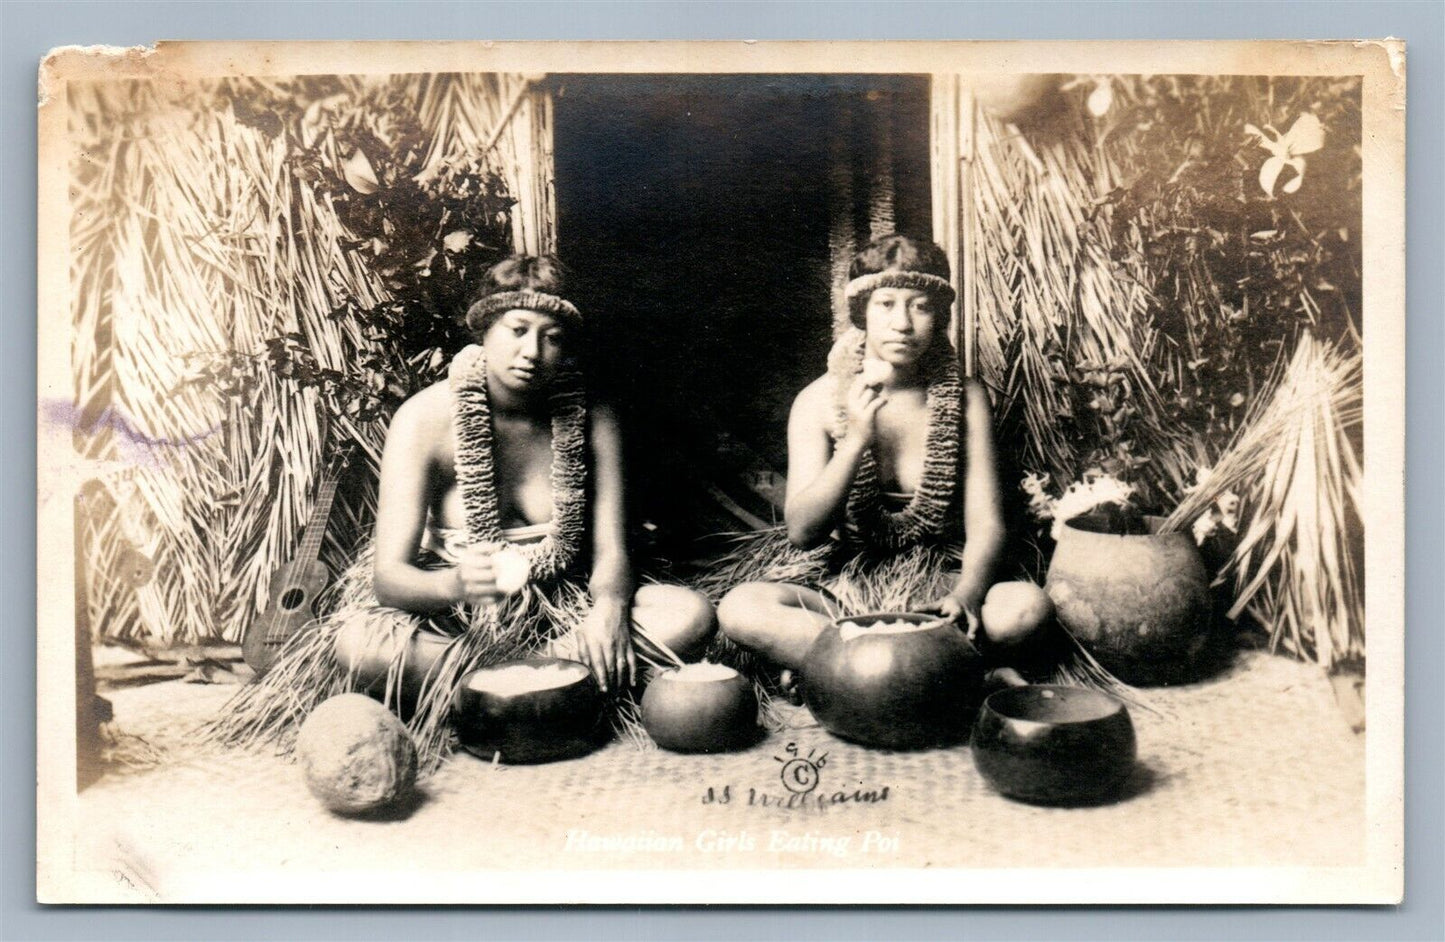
[35,40,1405,904]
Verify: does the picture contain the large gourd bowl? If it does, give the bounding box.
[803,612,985,750]
[1045,515,1212,685]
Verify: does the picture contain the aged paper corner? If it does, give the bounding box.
[39,44,159,108]
[1357,38,1407,108]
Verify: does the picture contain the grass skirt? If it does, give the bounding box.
[202,539,597,774]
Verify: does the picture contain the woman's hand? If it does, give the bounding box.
[842,376,887,447]
[922,591,981,641]
[453,547,503,608]
[577,595,635,693]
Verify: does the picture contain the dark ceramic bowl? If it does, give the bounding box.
[971,684,1137,805]
[453,657,607,764]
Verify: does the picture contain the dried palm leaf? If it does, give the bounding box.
[69,74,531,645]
[966,107,1195,505]
[1162,333,1363,669]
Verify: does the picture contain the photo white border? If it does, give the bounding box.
[35,38,1406,906]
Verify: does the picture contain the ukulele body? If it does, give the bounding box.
[243,558,331,673]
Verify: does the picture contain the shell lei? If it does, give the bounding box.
[827,328,963,550]
[449,345,588,583]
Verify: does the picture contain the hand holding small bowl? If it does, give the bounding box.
[455,545,532,607]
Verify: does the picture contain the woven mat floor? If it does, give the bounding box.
[75,647,1364,892]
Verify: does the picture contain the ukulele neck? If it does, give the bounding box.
[296,475,340,565]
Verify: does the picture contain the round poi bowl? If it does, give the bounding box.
[971,684,1137,805]
[802,611,986,750]
[453,657,606,764]
[641,662,759,753]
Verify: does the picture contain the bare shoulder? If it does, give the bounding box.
[961,376,995,413]
[386,380,454,450]
[791,374,838,426]
[588,398,619,428]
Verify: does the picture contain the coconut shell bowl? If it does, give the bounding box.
[641,662,760,753]
[453,657,607,764]
[971,684,1137,805]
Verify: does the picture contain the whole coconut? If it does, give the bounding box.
[981,582,1055,649]
[297,694,418,815]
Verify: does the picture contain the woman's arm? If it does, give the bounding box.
[371,391,465,611]
[577,402,635,691]
[950,379,1005,613]
[783,377,881,548]
[586,402,633,602]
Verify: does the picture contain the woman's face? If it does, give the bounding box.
[863,286,939,368]
[482,308,569,396]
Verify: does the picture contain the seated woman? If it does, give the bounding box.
[716,234,1035,685]
[214,255,716,767]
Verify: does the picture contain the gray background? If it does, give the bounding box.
[4,1,1440,939]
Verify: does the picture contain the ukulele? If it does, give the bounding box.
[243,446,353,674]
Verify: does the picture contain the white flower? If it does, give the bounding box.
[1245,113,1324,197]
[443,230,473,253]
[1049,474,1135,541]
[1190,491,1240,546]
[1021,473,1055,518]
[1192,512,1218,546]
[1182,465,1213,494]
[1021,471,1051,498]
[1021,470,1138,538]
[1216,491,1241,532]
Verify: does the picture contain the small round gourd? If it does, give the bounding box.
[641,663,758,753]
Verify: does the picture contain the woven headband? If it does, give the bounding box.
[466,290,582,326]
[843,270,956,307]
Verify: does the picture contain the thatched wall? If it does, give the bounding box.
[70,74,547,644]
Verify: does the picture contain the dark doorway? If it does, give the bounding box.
[554,74,931,558]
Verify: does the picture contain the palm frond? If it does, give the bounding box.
[1161,333,1363,669]
[967,107,1194,506]
[70,76,493,644]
